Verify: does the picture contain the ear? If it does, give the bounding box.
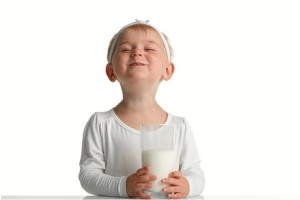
[162,62,175,81]
[106,63,117,82]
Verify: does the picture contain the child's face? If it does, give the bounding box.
[107,27,173,86]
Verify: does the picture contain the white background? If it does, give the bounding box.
[1,0,299,197]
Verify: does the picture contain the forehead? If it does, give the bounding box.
[117,25,163,45]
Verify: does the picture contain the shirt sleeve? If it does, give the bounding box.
[78,113,128,197]
[180,119,205,197]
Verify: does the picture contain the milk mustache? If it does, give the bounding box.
[142,149,175,192]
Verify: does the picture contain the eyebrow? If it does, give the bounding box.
[118,40,160,47]
[147,40,160,46]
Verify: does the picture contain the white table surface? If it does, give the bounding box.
[1,196,299,200]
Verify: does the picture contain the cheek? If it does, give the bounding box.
[153,53,169,65]
[112,54,124,66]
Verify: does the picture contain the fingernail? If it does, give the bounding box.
[150,175,156,180]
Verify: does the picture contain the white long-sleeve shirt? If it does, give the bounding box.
[78,109,205,197]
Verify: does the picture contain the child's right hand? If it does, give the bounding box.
[126,166,157,199]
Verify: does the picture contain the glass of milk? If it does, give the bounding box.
[141,124,176,197]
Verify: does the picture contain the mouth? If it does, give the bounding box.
[128,62,147,67]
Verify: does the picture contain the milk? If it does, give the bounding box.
[142,149,175,193]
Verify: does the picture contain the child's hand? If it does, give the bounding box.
[126,166,156,199]
[162,171,190,199]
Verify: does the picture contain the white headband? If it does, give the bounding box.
[107,19,171,63]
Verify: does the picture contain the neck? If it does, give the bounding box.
[115,96,161,114]
[113,82,167,129]
[117,82,161,111]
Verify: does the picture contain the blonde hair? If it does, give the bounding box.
[107,23,173,63]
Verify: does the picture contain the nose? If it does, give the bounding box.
[131,49,142,57]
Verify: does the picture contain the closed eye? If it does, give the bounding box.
[121,49,131,52]
[145,48,156,51]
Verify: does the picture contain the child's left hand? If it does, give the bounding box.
[161,171,189,199]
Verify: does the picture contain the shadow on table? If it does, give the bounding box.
[82,195,204,199]
[82,196,118,199]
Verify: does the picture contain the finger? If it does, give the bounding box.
[168,192,183,199]
[169,171,182,178]
[138,174,157,182]
[135,166,150,176]
[162,177,180,186]
[162,186,182,194]
[136,182,152,190]
[138,191,151,199]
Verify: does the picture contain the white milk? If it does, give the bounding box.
[142,149,175,193]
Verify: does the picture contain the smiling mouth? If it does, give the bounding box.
[128,62,147,67]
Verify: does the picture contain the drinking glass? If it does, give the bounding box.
[141,124,176,197]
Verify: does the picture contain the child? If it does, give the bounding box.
[79,20,205,199]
